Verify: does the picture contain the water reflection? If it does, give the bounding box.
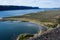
[0,21,40,40]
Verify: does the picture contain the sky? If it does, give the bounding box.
[0,0,60,8]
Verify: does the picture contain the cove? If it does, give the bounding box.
[0,21,43,40]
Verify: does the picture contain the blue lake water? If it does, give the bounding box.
[0,9,44,17]
[0,9,44,40]
[0,21,43,40]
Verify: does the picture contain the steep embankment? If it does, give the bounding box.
[28,25,60,40]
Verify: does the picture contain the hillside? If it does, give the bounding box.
[28,25,60,40]
[0,5,39,11]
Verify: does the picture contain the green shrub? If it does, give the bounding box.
[44,24,58,28]
[17,33,34,40]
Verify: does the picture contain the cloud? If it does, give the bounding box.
[0,0,60,8]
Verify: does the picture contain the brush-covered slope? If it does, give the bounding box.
[28,25,60,40]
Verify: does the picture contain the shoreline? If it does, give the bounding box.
[0,18,48,40]
[0,9,60,40]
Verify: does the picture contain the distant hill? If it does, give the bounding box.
[0,5,39,11]
[39,8,60,10]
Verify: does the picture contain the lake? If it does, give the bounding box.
[0,21,43,40]
[0,9,44,40]
[0,9,44,17]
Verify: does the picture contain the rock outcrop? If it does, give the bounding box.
[28,25,60,40]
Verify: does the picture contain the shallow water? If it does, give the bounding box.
[0,9,44,17]
[0,9,44,40]
[0,21,43,40]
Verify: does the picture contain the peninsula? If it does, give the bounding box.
[1,10,60,28]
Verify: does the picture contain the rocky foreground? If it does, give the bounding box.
[28,25,60,40]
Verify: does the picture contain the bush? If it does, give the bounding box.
[17,33,34,40]
[44,24,58,28]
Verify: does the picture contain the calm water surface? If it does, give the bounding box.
[0,21,42,40]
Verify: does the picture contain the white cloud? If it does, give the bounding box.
[0,0,60,8]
